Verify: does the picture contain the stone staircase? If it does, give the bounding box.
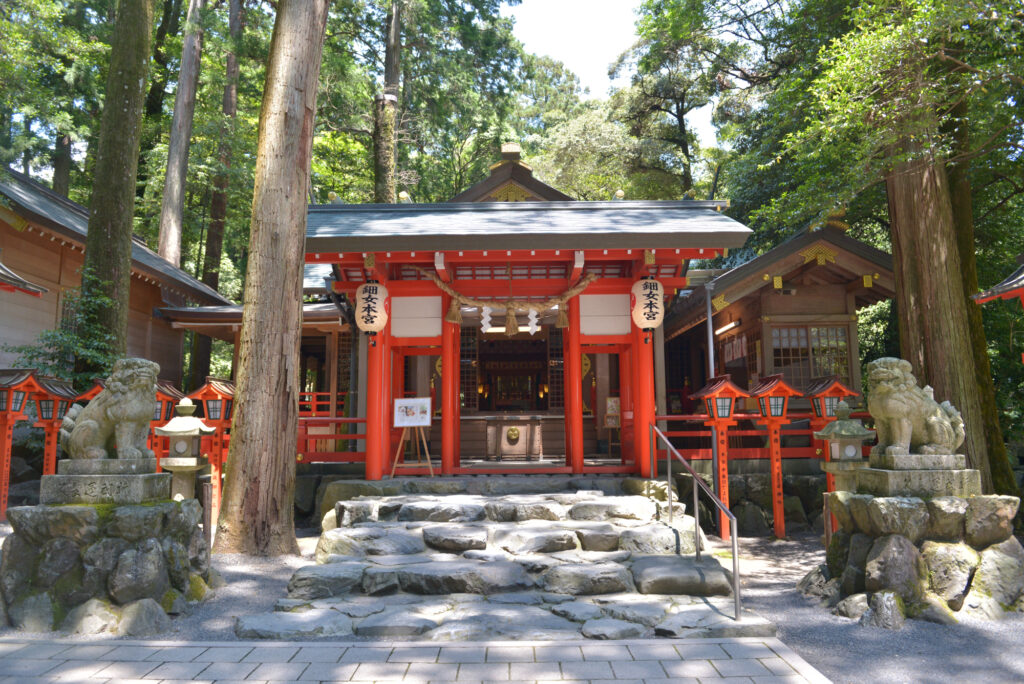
[236,479,775,641]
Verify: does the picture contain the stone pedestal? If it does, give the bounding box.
[159,458,207,501]
[41,458,171,505]
[820,459,869,492]
[853,450,981,498]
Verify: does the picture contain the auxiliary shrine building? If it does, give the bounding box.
[163,144,894,481]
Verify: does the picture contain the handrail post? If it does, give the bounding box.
[732,516,741,621]
[666,431,673,524]
[694,471,701,562]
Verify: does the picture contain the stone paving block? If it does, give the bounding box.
[192,646,254,662]
[195,661,260,679]
[610,659,669,679]
[752,676,811,684]
[297,661,359,681]
[559,660,615,679]
[487,646,534,662]
[248,661,310,680]
[352,661,410,680]
[7,643,72,659]
[457,662,511,680]
[661,658,720,678]
[508,661,564,680]
[581,644,632,660]
[389,646,440,662]
[57,644,116,659]
[242,646,301,662]
[141,660,209,679]
[145,646,208,661]
[627,644,681,660]
[759,657,799,676]
[438,647,487,663]
[339,646,393,663]
[534,645,584,662]
[93,661,162,678]
[674,643,729,660]
[30,659,108,680]
[712,657,774,677]
[291,646,342,662]
[405,662,461,680]
[723,642,777,659]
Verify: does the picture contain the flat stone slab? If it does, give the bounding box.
[235,609,353,638]
[397,501,486,522]
[581,617,647,639]
[569,497,657,521]
[543,562,634,595]
[396,560,535,594]
[870,453,967,470]
[551,600,604,622]
[422,525,488,552]
[353,607,439,636]
[631,556,733,596]
[40,473,171,505]
[287,562,367,599]
[655,601,776,638]
[57,458,158,475]
[494,526,579,554]
[423,603,581,641]
[857,467,981,498]
[315,527,424,560]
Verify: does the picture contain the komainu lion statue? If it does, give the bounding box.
[63,358,160,459]
[865,357,965,456]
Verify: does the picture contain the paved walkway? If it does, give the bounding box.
[0,636,829,683]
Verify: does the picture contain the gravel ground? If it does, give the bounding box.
[728,532,1024,684]
[3,521,1023,683]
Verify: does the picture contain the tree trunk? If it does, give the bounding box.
[157,0,206,267]
[886,139,993,492]
[82,0,155,357]
[52,133,73,197]
[137,0,184,197]
[191,0,243,388]
[373,0,401,203]
[213,0,328,555]
[945,111,1021,498]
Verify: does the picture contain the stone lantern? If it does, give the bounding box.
[155,398,215,500]
[814,400,873,491]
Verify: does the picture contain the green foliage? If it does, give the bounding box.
[2,267,119,390]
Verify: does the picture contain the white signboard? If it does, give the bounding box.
[394,397,432,427]
[604,397,621,428]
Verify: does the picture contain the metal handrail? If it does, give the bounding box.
[650,423,741,621]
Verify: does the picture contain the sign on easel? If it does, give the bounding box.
[603,397,621,428]
[394,397,432,427]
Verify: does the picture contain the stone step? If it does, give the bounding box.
[235,590,773,641]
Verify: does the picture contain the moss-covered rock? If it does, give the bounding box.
[186,572,211,602]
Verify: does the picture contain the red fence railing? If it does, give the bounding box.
[296,417,366,463]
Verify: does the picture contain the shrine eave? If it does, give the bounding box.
[974,260,1024,304]
[305,200,751,254]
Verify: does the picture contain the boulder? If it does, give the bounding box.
[828,492,855,533]
[732,501,771,537]
[108,538,170,605]
[925,497,967,542]
[833,593,868,620]
[423,603,580,641]
[783,495,810,529]
[860,591,904,630]
[864,535,926,602]
[728,475,748,505]
[621,478,675,502]
[361,568,399,595]
[397,501,486,522]
[826,530,851,578]
[575,524,619,552]
[581,617,645,639]
[235,609,354,638]
[787,475,827,515]
[515,502,566,521]
[320,508,338,531]
[745,473,772,510]
[495,527,578,554]
[569,497,657,521]
[463,549,513,562]
[551,601,604,622]
[287,562,367,599]
[630,556,732,596]
[542,563,634,595]
[964,495,1019,549]
[8,505,100,545]
[599,597,669,626]
[488,591,544,605]
[619,521,702,555]
[921,541,979,610]
[161,539,190,593]
[910,591,958,625]
[106,505,167,541]
[315,527,424,560]
[422,525,488,553]
[962,536,1024,619]
[81,537,129,601]
[847,494,878,536]
[61,598,120,635]
[840,533,873,596]
[397,561,534,594]
[514,554,561,573]
[484,501,516,521]
[36,537,81,589]
[318,480,402,520]
[9,592,55,632]
[353,607,439,637]
[293,475,319,516]
[0,534,37,605]
[796,564,830,598]
[868,497,929,544]
[187,527,209,574]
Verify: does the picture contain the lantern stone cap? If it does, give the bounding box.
[748,374,802,399]
[813,400,875,441]
[689,374,750,400]
[155,398,216,437]
[805,375,857,399]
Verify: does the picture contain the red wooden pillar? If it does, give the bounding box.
[632,324,656,478]
[767,422,785,538]
[391,349,405,462]
[714,425,731,539]
[365,328,390,480]
[0,417,13,521]
[41,424,59,476]
[441,294,458,474]
[564,296,584,472]
[618,348,633,465]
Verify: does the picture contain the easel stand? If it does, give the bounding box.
[390,426,435,477]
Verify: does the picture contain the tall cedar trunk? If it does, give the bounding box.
[945,108,1021,498]
[137,0,184,197]
[886,139,993,492]
[82,0,155,357]
[52,133,73,197]
[213,0,328,555]
[157,0,206,267]
[190,0,243,390]
[373,0,401,203]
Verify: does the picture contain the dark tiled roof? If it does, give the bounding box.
[975,260,1024,303]
[305,200,750,253]
[0,168,232,305]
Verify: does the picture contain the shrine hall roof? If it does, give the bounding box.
[974,258,1024,304]
[305,200,751,254]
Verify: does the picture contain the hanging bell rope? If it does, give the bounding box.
[413,267,598,334]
